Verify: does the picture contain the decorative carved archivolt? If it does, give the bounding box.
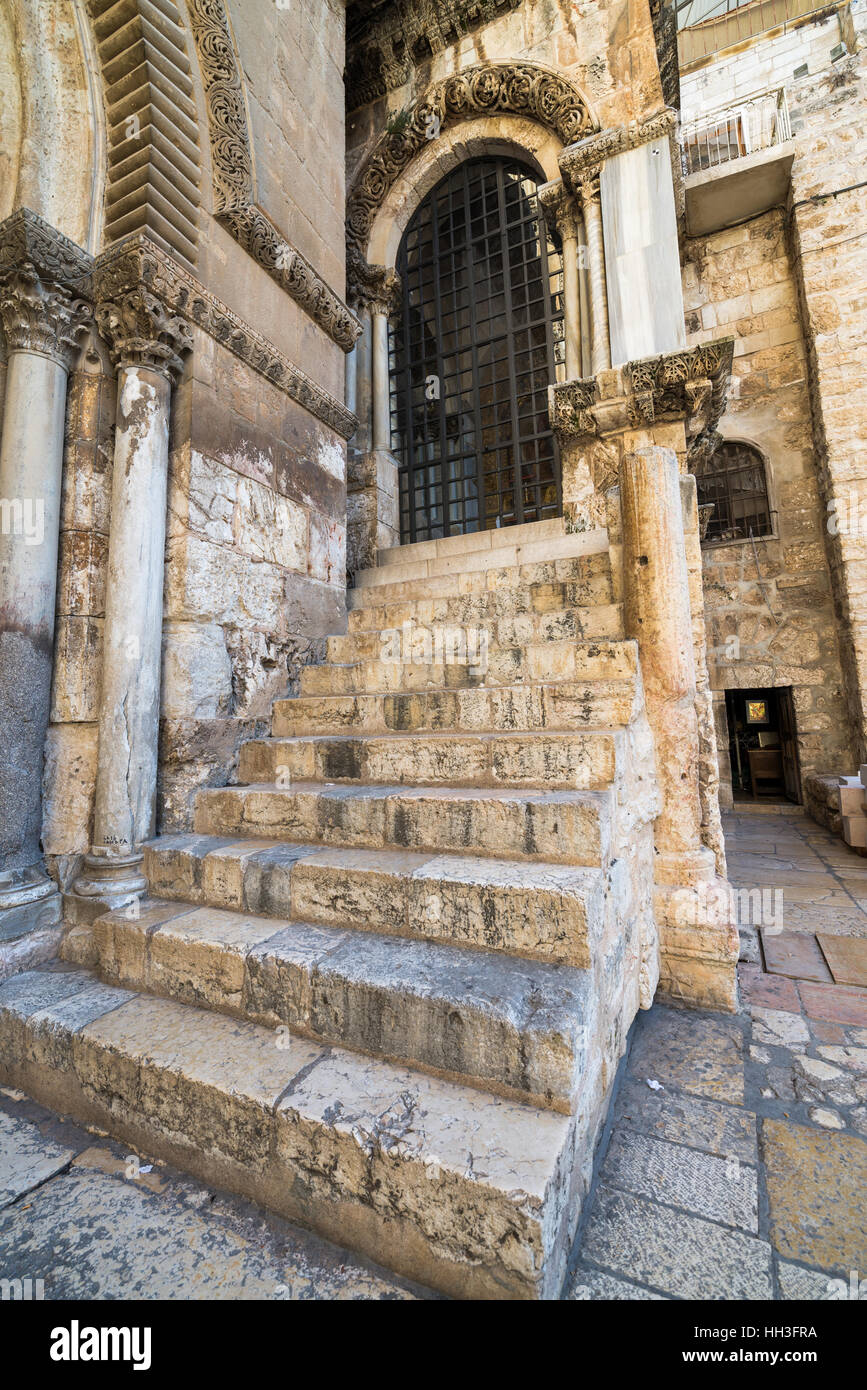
[346,62,597,262]
[345,0,524,110]
[94,235,357,438]
[0,210,93,369]
[185,0,361,352]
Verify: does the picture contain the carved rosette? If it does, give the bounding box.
[346,62,596,261]
[0,208,93,369]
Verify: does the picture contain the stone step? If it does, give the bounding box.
[0,965,577,1298]
[144,835,603,968]
[328,622,628,672]
[193,782,611,866]
[375,517,569,569]
[347,548,611,611]
[347,571,615,636]
[91,897,591,1111]
[306,632,630,696]
[355,529,609,592]
[272,679,641,738]
[238,729,619,792]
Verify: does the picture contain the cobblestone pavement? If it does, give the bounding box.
[566,807,867,1300]
[2,806,865,1301]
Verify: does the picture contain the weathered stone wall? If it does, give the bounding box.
[683,206,854,798]
[346,0,667,170]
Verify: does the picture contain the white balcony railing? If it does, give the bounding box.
[680,87,792,176]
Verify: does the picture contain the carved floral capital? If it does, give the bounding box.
[94,287,193,381]
[0,208,93,369]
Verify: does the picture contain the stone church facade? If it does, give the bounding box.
[0,0,863,1297]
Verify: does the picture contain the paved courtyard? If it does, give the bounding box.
[1,806,865,1300]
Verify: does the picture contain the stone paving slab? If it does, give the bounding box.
[761,929,833,983]
[762,1119,867,1273]
[0,1091,428,1300]
[818,934,867,989]
[600,1128,758,1231]
[626,1007,745,1104]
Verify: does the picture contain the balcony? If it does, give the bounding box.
[680,88,795,235]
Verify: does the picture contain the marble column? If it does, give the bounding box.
[577,172,611,376]
[0,211,91,958]
[538,180,583,380]
[73,274,191,909]
[345,261,400,575]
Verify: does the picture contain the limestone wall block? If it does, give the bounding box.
[161,622,234,720]
[42,723,98,857]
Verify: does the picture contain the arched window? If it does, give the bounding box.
[694,440,773,543]
[390,156,565,542]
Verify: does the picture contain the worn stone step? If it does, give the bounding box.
[347,566,614,631]
[238,729,619,792]
[144,835,603,967]
[355,529,608,591]
[375,518,569,569]
[272,679,641,738]
[333,611,625,664]
[306,632,630,696]
[92,897,592,1111]
[0,966,578,1298]
[347,548,611,610]
[193,782,611,866]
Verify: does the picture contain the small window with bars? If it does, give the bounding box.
[694,440,773,543]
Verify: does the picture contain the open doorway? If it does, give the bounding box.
[725,687,802,803]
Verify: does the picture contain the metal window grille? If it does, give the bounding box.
[390,156,565,543]
[695,440,773,542]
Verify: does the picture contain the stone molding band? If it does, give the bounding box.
[185,0,361,352]
[0,213,356,439]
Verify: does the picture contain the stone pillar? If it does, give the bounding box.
[72,258,191,911]
[621,446,737,1011]
[0,211,91,967]
[577,173,611,376]
[345,260,401,577]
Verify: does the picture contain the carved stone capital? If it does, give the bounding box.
[0,208,93,368]
[548,339,734,447]
[94,287,193,381]
[576,171,602,208]
[559,108,678,193]
[347,252,402,318]
[537,180,581,241]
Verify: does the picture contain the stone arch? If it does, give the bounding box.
[346,60,598,270]
[367,116,564,268]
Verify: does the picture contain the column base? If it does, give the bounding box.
[71,851,147,912]
[0,866,63,982]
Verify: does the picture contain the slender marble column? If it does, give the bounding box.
[74,278,191,906]
[371,307,390,452]
[578,172,611,375]
[537,180,583,380]
[0,213,90,946]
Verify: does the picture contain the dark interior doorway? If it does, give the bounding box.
[725,687,801,803]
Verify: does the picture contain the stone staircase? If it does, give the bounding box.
[0,518,661,1299]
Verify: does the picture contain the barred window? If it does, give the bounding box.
[694,440,773,543]
[390,156,565,543]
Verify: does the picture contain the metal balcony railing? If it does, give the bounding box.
[680,86,792,175]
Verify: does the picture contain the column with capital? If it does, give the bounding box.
[346,257,401,575]
[0,211,91,960]
[576,171,611,376]
[73,242,192,909]
[537,180,583,380]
